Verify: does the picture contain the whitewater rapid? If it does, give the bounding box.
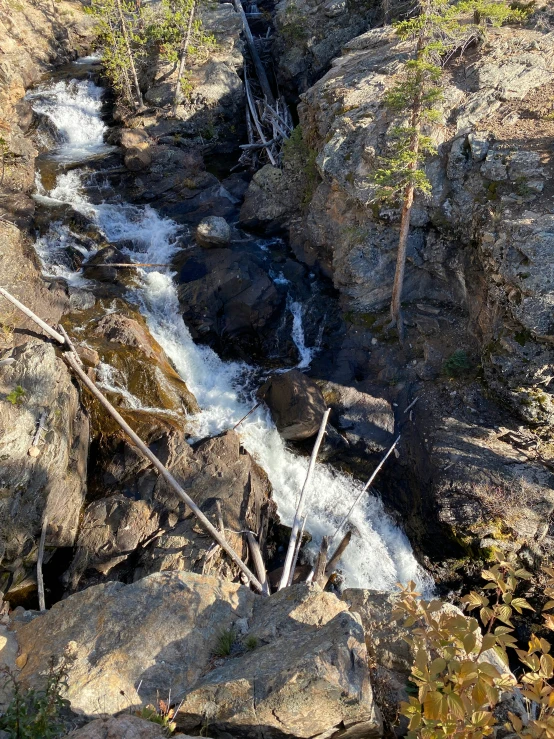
[30,74,433,593]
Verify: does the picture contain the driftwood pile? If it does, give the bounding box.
[233,0,293,168]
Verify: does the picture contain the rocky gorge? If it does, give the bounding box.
[0,0,554,735]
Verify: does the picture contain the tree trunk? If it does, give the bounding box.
[389,181,414,342]
[115,0,144,110]
[232,0,275,107]
[172,0,196,116]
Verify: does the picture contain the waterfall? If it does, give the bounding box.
[29,75,433,593]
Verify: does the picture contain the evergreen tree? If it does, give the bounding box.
[370,0,528,342]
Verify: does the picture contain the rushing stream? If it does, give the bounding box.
[29,67,432,593]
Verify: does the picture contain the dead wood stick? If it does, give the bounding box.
[232,401,261,430]
[88,263,170,268]
[37,516,48,612]
[329,435,401,548]
[58,325,83,366]
[404,397,419,414]
[287,514,306,587]
[323,531,351,585]
[63,352,264,594]
[244,70,277,166]
[239,140,276,150]
[313,536,329,587]
[246,531,269,596]
[32,411,48,447]
[216,500,225,537]
[279,408,331,590]
[233,0,275,107]
[0,287,66,345]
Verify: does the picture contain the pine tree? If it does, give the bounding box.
[88,0,145,111]
[370,0,528,342]
[145,0,216,116]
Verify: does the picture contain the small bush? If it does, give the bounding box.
[442,349,472,377]
[0,656,70,738]
[213,628,236,658]
[244,635,259,651]
[137,700,177,736]
[6,385,25,405]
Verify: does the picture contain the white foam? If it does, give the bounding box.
[30,77,434,594]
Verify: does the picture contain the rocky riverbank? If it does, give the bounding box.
[1,0,554,736]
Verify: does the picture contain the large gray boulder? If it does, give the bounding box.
[0,342,89,601]
[258,370,327,440]
[10,575,382,739]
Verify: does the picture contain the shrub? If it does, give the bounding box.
[396,550,554,739]
[244,635,259,651]
[442,349,472,377]
[213,628,236,657]
[0,656,70,739]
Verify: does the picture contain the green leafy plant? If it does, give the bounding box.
[137,697,179,736]
[213,628,236,657]
[6,385,25,405]
[395,551,554,739]
[0,656,70,738]
[442,349,472,377]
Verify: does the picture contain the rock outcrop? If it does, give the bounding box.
[65,716,181,739]
[9,574,382,739]
[0,342,89,603]
[258,370,327,440]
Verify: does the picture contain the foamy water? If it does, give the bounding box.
[29,76,433,593]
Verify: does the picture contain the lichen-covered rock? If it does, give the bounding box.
[10,575,382,739]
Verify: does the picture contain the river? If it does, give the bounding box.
[28,63,432,594]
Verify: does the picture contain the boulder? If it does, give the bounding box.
[10,575,381,739]
[82,245,132,283]
[64,716,174,739]
[195,216,231,247]
[66,431,274,591]
[239,165,293,231]
[177,247,284,360]
[0,342,89,602]
[321,382,395,453]
[258,370,326,440]
[176,584,382,739]
[121,129,152,172]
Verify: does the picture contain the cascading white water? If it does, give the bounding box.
[30,76,433,593]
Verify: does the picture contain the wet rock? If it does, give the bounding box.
[176,247,284,360]
[195,215,231,247]
[65,716,179,739]
[258,370,326,441]
[121,129,152,172]
[68,287,96,312]
[82,245,132,282]
[0,342,89,599]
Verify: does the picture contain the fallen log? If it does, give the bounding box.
[329,435,401,548]
[233,0,276,107]
[246,531,270,596]
[37,517,48,612]
[313,536,329,588]
[278,408,331,590]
